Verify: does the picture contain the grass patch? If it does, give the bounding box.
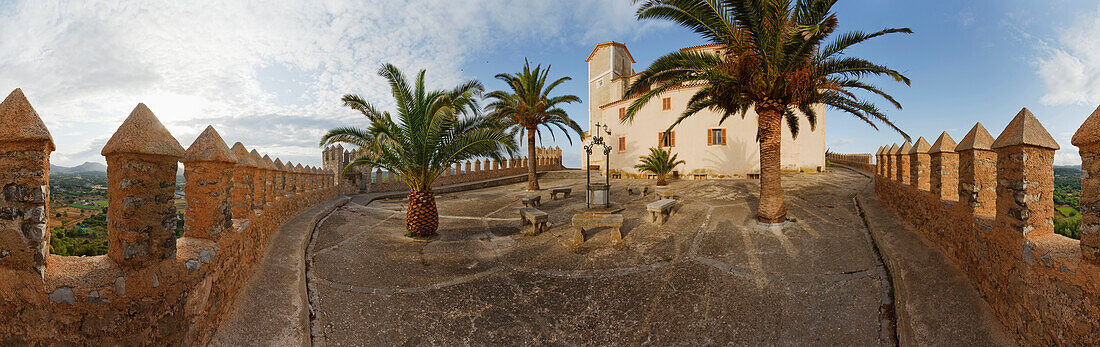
[68,204,103,210]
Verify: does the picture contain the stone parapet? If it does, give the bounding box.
[0,89,357,344]
[361,147,566,193]
[826,152,874,173]
[873,108,1098,345]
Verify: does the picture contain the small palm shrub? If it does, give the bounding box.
[634,147,685,186]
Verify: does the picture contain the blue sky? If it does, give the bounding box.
[2,0,1097,167]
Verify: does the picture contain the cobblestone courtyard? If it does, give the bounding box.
[305,171,899,345]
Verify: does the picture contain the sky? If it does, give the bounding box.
[1,0,1098,168]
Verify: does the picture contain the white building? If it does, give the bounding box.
[584,42,826,178]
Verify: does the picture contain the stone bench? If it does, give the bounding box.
[522,194,541,207]
[519,207,548,235]
[570,213,625,246]
[550,187,572,200]
[646,199,677,225]
[627,186,651,197]
[655,187,675,200]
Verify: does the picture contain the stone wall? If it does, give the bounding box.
[0,89,354,345]
[329,146,566,193]
[868,108,1100,345]
[827,152,875,173]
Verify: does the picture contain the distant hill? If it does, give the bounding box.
[51,162,107,175]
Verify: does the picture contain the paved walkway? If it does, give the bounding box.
[854,174,1013,346]
[213,169,1013,345]
[211,197,350,346]
[306,171,896,345]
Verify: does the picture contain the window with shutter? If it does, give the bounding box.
[618,136,626,152]
[658,132,671,147]
[708,129,726,146]
[662,97,671,110]
[618,107,625,120]
[671,131,675,147]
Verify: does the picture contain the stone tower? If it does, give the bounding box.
[586,41,635,129]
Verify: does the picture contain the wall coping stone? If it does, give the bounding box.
[991,108,1060,150]
[929,132,957,154]
[1071,105,1100,146]
[182,126,237,163]
[262,154,276,169]
[956,122,995,151]
[910,137,931,154]
[101,104,185,157]
[229,142,258,167]
[0,88,55,149]
[898,141,912,154]
[888,143,900,154]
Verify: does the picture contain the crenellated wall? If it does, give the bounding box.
[866,108,1100,345]
[826,152,875,173]
[0,89,353,345]
[324,145,566,193]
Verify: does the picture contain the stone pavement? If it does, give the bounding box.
[854,172,1013,346]
[305,171,899,345]
[210,196,351,346]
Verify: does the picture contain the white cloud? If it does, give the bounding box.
[0,0,657,166]
[1035,3,1100,106]
[1055,151,1081,166]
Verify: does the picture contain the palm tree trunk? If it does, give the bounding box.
[756,106,788,224]
[656,174,667,186]
[406,189,438,237]
[526,127,539,191]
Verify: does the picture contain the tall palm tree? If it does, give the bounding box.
[625,0,911,223]
[486,60,583,191]
[320,64,517,237]
[634,147,686,186]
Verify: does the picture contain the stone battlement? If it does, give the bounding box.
[861,108,1099,344]
[827,152,875,173]
[0,89,354,344]
[322,144,565,192]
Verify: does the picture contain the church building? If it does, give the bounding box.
[584,41,826,178]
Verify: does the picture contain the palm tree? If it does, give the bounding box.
[486,60,583,191]
[634,147,686,186]
[624,0,911,223]
[320,64,517,237]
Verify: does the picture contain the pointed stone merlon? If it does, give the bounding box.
[229,143,256,218]
[273,159,286,199]
[1073,106,1100,264]
[284,162,297,196]
[992,108,1060,239]
[957,122,997,218]
[875,146,885,177]
[0,89,54,275]
[249,150,267,207]
[181,126,237,240]
[929,132,959,202]
[102,104,185,267]
[909,137,932,192]
[895,141,912,185]
[263,155,277,205]
[886,144,899,181]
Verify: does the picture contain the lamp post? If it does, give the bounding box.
[585,123,612,208]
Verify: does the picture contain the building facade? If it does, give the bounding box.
[584,42,826,178]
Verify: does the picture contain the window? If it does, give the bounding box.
[662,97,671,110]
[618,107,626,120]
[707,128,727,146]
[658,131,675,147]
[618,136,626,152]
